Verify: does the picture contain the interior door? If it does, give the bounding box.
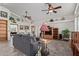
[0,20,7,40]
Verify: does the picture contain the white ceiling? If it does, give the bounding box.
[0,3,76,24]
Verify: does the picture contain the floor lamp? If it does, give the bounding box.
[40,24,49,56]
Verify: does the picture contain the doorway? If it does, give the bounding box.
[0,20,7,41]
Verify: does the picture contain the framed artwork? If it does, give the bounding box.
[25,26,29,30]
[0,11,8,18]
[20,25,24,30]
[9,24,18,32]
[9,16,16,23]
[31,26,35,32]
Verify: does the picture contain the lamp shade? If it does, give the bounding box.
[40,24,49,31]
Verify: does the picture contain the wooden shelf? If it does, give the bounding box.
[53,28,58,39]
[41,27,58,39]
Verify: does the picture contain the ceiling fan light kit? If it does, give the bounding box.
[49,10,53,13]
[42,3,62,14]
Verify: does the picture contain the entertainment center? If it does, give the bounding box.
[41,26,59,39]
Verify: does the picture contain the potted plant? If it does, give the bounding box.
[61,29,70,41]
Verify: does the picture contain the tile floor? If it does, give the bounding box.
[0,40,72,56]
[48,40,72,56]
[0,41,25,56]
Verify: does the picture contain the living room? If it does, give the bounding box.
[0,3,79,56]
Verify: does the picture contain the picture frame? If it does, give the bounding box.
[0,11,8,18]
[10,24,18,32]
[25,26,29,30]
[9,16,16,23]
[31,26,35,32]
[20,25,24,30]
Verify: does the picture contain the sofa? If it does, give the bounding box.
[13,34,39,56]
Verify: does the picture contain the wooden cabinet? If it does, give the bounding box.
[71,32,79,55]
[53,28,58,39]
[0,20,7,40]
[41,27,58,39]
[43,27,53,39]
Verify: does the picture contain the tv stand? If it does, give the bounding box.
[41,26,58,39]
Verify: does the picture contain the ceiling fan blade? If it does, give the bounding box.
[53,10,57,13]
[54,6,62,9]
[41,10,48,11]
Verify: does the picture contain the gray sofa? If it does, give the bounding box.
[13,34,39,56]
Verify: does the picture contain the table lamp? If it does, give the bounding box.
[40,24,49,38]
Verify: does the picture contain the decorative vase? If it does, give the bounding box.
[40,47,49,56]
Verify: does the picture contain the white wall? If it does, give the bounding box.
[35,19,75,37]
[74,3,79,32]
[17,19,32,34]
[0,6,10,19]
[48,20,74,34]
[0,6,32,40]
[0,4,73,36]
[0,4,76,37]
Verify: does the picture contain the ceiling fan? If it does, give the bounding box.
[42,3,62,14]
[23,11,31,20]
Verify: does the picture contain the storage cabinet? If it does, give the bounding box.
[53,28,59,39]
[0,20,7,40]
[41,27,58,39]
